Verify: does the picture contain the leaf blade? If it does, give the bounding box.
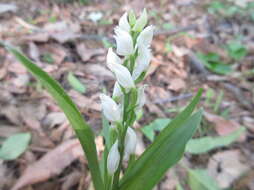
[186,127,245,154]
[119,89,203,190]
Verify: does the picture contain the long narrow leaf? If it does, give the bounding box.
[1,43,104,190]
[120,89,203,190]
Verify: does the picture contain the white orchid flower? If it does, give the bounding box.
[136,25,154,48]
[124,127,137,161]
[107,140,120,175]
[100,94,121,122]
[107,47,122,66]
[107,49,135,89]
[114,27,134,56]
[133,9,147,32]
[132,46,152,80]
[119,12,130,32]
[113,82,123,98]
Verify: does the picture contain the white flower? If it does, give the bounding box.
[133,9,147,32]
[119,12,130,32]
[100,94,121,122]
[114,27,134,56]
[107,140,120,175]
[136,85,147,110]
[136,25,154,48]
[107,49,135,89]
[124,127,137,161]
[107,48,122,66]
[132,46,152,80]
[113,82,123,98]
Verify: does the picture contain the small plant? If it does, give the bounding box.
[0,9,203,190]
[196,52,232,75]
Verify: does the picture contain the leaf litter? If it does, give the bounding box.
[0,0,253,189]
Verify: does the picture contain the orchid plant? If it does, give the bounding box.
[0,9,203,190]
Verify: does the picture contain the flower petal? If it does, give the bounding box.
[119,12,130,32]
[107,140,120,175]
[100,94,121,122]
[124,127,137,161]
[132,46,152,80]
[136,25,154,48]
[114,27,134,56]
[113,82,123,98]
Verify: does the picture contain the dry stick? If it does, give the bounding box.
[223,83,254,110]
[154,93,193,104]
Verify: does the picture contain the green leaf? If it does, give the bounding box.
[119,89,203,190]
[141,118,171,141]
[41,53,54,64]
[1,42,104,190]
[227,41,247,60]
[67,72,86,93]
[197,52,232,75]
[0,133,31,160]
[186,127,245,154]
[176,183,184,190]
[188,169,221,190]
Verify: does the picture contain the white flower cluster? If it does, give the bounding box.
[99,9,154,175]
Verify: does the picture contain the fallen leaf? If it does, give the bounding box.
[208,150,249,189]
[83,63,114,79]
[76,43,104,62]
[43,112,67,128]
[242,116,254,133]
[28,42,40,62]
[61,171,82,190]
[12,139,83,190]
[0,160,13,189]
[204,112,246,141]
[168,78,186,92]
[21,33,50,43]
[12,74,30,87]
[69,90,100,111]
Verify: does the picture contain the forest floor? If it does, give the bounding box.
[0,0,253,189]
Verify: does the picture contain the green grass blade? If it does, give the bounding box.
[1,43,104,190]
[119,89,203,190]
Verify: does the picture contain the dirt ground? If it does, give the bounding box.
[0,0,253,189]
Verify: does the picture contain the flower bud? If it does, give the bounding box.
[124,127,137,161]
[107,49,135,89]
[132,46,152,80]
[107,47,122,66]
[113,82,123,99]
[114,27,134,56]
[100,94,121,122]
[107,140,120,175]
[119,12,130,32]
[133,9,147,32]
[136,25,154,48]
[128,10,136,27]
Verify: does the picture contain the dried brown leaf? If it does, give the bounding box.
[77,43,104,62]
[204,112,246,141]
[208,150,249,188]
[12,139,83,190]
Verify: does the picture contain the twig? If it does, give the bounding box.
[154,93,193,104]
[223,82,253,110]
[154,24,198,36]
